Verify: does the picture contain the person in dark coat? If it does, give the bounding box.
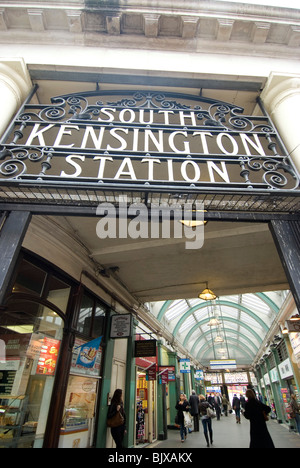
[175,393,190,442]
[107,389,126,448]
[244,389,275,449]
[232,394,241,424]
[189,390,200,432]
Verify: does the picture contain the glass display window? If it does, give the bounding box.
[76,293,106,338]
[59,375,98,449]
[0,298,64,448]
[0,255,72,448]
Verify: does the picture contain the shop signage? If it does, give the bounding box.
[147,363,157,381]
[0,90,299,205]
[210,359,237,370]
[269,367,279,383]
[180,358,191,373]
[110,313,132,338]
[195,369,204,380]
[75,336,102,369]
[158,365,176,382]
[286,320,300,333]
[36,337,60,375]
[71,337,103,376]
[134,339,157,357]
[279,357,293,380]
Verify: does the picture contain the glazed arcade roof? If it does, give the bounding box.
[150,290,288,367]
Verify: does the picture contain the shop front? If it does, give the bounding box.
[135,336,157,445]
[136,367,157,445]
[0,252,108,448]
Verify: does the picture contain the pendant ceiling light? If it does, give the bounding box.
[199,282,217,301]
[214,336,224,343]
[208,317,221,327]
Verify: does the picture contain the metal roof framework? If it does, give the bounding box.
[154,291,287,367]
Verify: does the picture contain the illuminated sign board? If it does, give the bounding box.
[210,359,237,370]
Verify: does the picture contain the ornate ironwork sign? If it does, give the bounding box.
[0,89,299,210]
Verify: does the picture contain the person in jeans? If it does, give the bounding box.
[175,393,190,442]
[199,394,214,447]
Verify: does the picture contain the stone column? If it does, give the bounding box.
[0,60,32,139]
[261,73,300,174]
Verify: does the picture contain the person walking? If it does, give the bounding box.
[175,393,190,442]
[214,393,222,420]
[189,390,200,432]
[222,394,230,416]
[107,389,126,449]
[290,394,300,434]
[244,389,275,449]
[232,394,241,424]
[199,394,214,447]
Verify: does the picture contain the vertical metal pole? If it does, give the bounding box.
[0,211,31,304]
[269,219,300,311]
[0,84,38,144]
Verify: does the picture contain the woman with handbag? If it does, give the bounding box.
[199,394,214,447]
[107,389,126,448]
[175,393,190,442]
[244,389,275,448]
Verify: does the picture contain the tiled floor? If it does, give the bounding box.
[146,413,300,449]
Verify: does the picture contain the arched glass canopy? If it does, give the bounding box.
[150,291,288,367]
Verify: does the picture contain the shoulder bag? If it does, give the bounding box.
[207,407,216,419]
[107,410,124,428]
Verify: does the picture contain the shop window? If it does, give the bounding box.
[46,276,71,314]
[0,297,64,448]
[268,352,275,369]
[76,294,106,339]
[278,341,288,363]
[93,301,106,338]
[77,294,94,336]
[13,260,47,296]
[61,293,106,448]
[60,326,104,448]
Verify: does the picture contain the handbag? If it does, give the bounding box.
[183,411,193,428]
[262,411,269,422]
[207,407,216,419]
[107,410,124,428]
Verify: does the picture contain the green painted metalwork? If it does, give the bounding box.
[172,300,269,337]
[198,338,256,361]
[191,327,259,356]
[183,316,262,348]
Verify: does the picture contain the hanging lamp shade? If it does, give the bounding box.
[214,336,224,343]
[208,317,220,327]
[199,287,217,301]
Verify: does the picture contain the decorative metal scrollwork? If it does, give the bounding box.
[242,156,299,190]
[14,90,279,134]
[0,146,50,179]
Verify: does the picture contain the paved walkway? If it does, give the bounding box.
[146,413,300,449]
